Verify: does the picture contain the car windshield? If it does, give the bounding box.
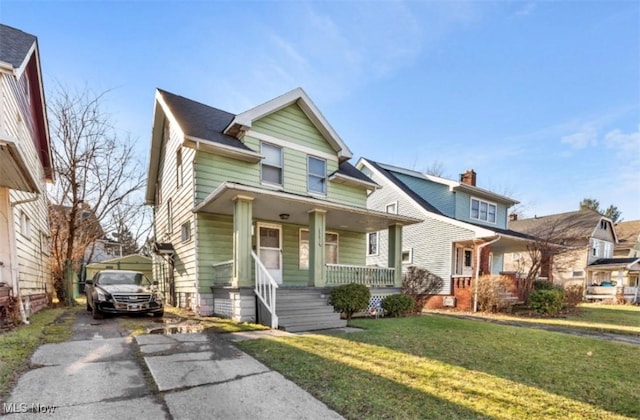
[97,272,151,286]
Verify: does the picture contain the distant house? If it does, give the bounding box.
[356,159,532,310]
[145,88,418,331]
[0,24,54,315]
[508,209,639,303]
[613,220,640,258]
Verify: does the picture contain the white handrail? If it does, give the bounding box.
[252,251,279,329]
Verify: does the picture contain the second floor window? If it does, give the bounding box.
[471,198,496,223]
[176,148,183,188]
[308,156,326,194]
[261,143,282,185]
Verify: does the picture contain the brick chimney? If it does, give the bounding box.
[460,169,476,186]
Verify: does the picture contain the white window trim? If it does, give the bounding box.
[470,197,497,224]
[402,248,413,264]
[298,228,339,269]
[260,142,284,187]
[367,231,379,256]
[307,155,327,195]
[20,211,31,240]
[385,201,398,215]
[181,221,191,242]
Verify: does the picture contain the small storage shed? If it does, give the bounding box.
[86,255,153,280]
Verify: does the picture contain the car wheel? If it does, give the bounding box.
[153,310,164,318]
[92,304,104,320]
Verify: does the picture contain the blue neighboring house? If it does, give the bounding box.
[357,159,533,310]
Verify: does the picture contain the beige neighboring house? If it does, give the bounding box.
[0,24,54,316]
[507,209,639,303]
[613,220,640,258]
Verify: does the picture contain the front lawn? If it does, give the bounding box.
[239,315,639,419]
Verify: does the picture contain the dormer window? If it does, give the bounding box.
[261,143,283,186]
[600,220,607,230]
[471,198,496,223]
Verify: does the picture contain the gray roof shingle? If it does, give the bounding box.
[0,24,36,69]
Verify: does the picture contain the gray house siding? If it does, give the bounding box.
[392,172,455,216]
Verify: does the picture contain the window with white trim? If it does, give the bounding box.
[261,142,283,185]
[572,270,584,278]
[299,230,338,269]
[470,198,497,223]
[402,248,413,264]
[307,156,326,194]
[592,239,601,257]
[367,232,378,256]
[20,211,31,240]
[386,202,398,214]
[181,221,191,242]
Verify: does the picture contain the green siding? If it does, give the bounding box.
[197,213,233,292]
[253,105,335,155]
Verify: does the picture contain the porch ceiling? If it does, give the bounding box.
[193,182,420,233]
[0,138,39,192]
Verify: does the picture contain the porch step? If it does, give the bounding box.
[273,288,346,332]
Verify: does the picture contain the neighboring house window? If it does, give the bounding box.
[604,242,612,258]
[20,211,31,240]
[592,239,600,257]
[402,248,413,264]
[261,142,283,185]
[600,220,607,230]
[181,221,191,242]
[299,229,338,269]
[167,199,173,234]
[470,198,496,223]
[176,148,183,188]
[572,270,584,278]
[367,232,378,256]
[386,202,398,214]
[307,156,327,194]
[454,247,473,276]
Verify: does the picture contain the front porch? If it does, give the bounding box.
[198,182,419,329]
[585,258,640,304]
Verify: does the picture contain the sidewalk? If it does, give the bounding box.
[3,329,343,419]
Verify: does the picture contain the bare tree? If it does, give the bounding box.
[402,266,444,313]
[48,84,145,304]
[424,160,447,177]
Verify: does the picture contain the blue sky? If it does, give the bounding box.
[3,1,639,220]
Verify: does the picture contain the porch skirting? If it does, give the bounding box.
[210,287,256,323]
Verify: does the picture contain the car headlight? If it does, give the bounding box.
[97,290,108,302]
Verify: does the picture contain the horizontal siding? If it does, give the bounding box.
[195,151,259,201]
[197,213,233,292]
[252,105,335,155]
[1,73,52,296]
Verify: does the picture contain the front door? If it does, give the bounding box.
[257,223,283,284]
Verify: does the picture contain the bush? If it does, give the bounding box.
[402,266,444,313]
[564,285,584,310]
[329,283,370,321]
[381,294,415,317]
[474,275,515,313]
[533,280,554,291]
[529,288,565,315]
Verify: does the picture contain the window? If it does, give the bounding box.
[176,148,183,188]
[181,221,191,242]
[572,270,585,278]
[592,239,600,257]
[470,198,496,223]
[261,143,283,185]
[299,230,338,269]
[367,232,378,256]
[386,202,398,214]
[402,248,413,264]
[307,156,326,194]
[167,199,173,234]
[604,242,612,258]
[20,211,31,239]
[600,220,607,230]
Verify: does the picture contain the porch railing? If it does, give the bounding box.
[252,251,278,329]
[212,260,233,285]
[325,264,396,287]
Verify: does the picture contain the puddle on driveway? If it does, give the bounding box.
[148,324,204,335]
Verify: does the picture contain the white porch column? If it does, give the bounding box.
[388,224,403,287]
[233,195,253,287]
[308,209,326,287]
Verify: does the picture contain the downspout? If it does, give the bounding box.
[9,193,40,324]
[473,235,501,313]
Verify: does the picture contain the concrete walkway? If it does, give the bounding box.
[3,328,342,419]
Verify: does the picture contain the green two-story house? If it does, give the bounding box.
[145,88,418,331]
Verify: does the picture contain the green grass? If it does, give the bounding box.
[455,303,640,336]
[239,315,640,419]
[0,306,77,399]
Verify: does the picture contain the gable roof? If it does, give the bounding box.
[0,24,36,70]
[157,89,255,152]
[614,220,640,249]
[224,87,353,161]
[509,209,615,243]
